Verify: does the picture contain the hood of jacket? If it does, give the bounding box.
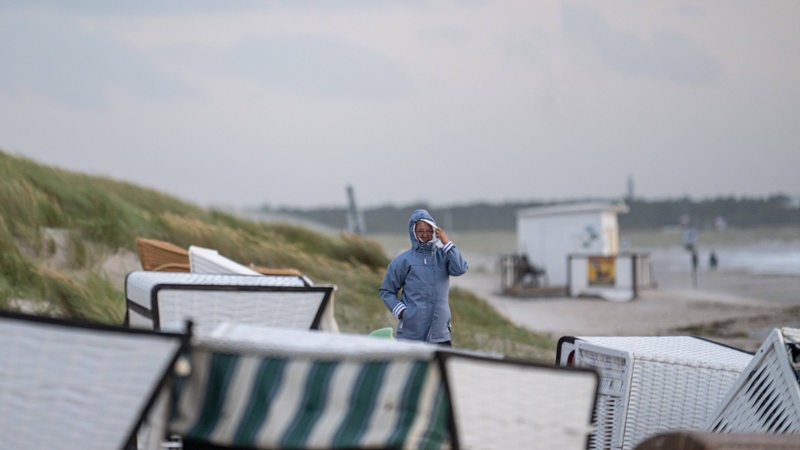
[408,209,437,249]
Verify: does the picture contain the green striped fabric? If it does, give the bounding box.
[169,348,451,449]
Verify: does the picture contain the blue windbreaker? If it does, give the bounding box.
[379,209,469,343]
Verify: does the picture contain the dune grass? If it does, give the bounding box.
[0,150,556,362]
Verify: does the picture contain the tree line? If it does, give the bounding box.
[261,194,800,233]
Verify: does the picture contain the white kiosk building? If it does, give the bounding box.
[506,201,653,301]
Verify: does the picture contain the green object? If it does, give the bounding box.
[368,327,394,339]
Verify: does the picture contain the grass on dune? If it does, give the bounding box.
[0,150,556,362]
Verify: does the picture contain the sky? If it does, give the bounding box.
[1,1,798,210]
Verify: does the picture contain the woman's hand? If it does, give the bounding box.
[435,228,449,245]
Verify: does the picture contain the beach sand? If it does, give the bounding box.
[451,266,800,353]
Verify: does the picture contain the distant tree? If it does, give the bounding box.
[265,195,800,233]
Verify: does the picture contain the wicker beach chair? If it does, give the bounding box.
[188,244,312,283]
[439,351,598,450]
[136,238,307,278]
[0,311,189,450]
[188,245,338,332]
[168,324,450,449]
[557,336,753,450]
[706,327,800,435]
[136,237,191,272]
[124,271,334,337]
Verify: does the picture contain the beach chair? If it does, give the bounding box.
[0,310,189,450]
[124,271,334,337]
[706,327,800,434]
[439,351,598,449]
[168,324,451,449]
[136,238,308,278]
[188,244,312,285]
[188,245,338,332]
[556,336,752,450]
[136,237,191,272]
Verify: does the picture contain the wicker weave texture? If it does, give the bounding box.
[136,238,190,271]
[574,336,752,450]
[156,290,329,336]
[707,327,800,434]
[0,316,183,450]
[444,356,597,450]
[126,271,308,309]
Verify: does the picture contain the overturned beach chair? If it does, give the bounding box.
[706,326,800,434]
[188,244,338,332]
[0,310,189,450]
[557,336,752,450]
[166,324,599,450]
[124,271,334,337]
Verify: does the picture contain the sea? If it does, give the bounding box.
[638,244,800,276]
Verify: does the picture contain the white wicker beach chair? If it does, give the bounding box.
[168,324,449,449]
[188,245,263,276]
[706,327,800,434]
[124,271,334,337]
[188,245,338,332]
[557,336,753,450]
[0,311,189,450]
[439,352,598,450]
[188,244,314,285]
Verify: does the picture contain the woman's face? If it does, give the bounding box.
[414,221,434,243]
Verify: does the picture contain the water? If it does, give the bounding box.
[647,245,800,276]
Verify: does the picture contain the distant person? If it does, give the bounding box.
[379,209,469,346]
[709,250,718,270]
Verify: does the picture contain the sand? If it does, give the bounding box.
[451,267,800,353]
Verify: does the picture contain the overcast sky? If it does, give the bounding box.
[1,1,798,210]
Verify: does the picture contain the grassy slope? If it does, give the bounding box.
[0,151,555,362]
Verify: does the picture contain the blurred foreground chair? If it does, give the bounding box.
[165,323,599,450]
[440,351,598,449]
[557,336,753,450]
[124,271,334,337]
[0,310,189,450]
[168,324,450,449]
[706,327,800,435]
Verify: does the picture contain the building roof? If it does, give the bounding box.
[517,201,629,219]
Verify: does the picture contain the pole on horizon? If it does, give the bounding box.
[345,185,365,235]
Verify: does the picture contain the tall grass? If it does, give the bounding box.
[0,150,555,362]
